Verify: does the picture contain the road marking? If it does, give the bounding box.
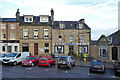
[65,71,68,73]
[46,69,49,71]
[113,76,116,78]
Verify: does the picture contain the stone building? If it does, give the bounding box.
[0,8,91,56]
[52,20,91,56]
[90,30,120,61]
[0,18,20,54]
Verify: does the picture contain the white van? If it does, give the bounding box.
[2,52,30,65]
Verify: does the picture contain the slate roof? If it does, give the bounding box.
[53,21,91,30]
[108,30,120,45]
[19,16,52,26]
[90,40,98,45]
[0,18,17,22]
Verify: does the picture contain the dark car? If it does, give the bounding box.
[57,56,75,69]
[114,59,120,75]
[89,60,105,73]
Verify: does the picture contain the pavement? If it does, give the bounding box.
[75,58,114,70]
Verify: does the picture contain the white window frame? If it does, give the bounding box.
[1,23,5,29]
[70,35,73,42]
[59,23,65,29]
[10,32,15,40]
[78,23,83,29]
[44,29,49,39]
[80,35,84,42]
[23,29,28,39]
[34,29,38,38]
[79,46,88,54]
[11,24,15,29]
[24,16,33,22]
[1,32,6,39]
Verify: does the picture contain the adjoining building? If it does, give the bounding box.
[90,30,120,61]
[52,20,91,56]
[0,18,20,54]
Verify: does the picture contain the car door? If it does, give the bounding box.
[16,53,21,63]
[48,58,52,64]
[70,57,74,65]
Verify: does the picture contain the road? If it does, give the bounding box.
[2,64,120,79]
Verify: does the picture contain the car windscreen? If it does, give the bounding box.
[25,57,34,60]
[0,54,7,57]
[6,53,17,57]
[40,57,47,60]
[59,57,67,61]
[92,61,103,65]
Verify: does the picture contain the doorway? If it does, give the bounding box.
[69,46,74,55]
[34,43,38,56]
[112,47,118,60]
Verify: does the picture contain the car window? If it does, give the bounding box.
[6,53,17,57]
[48,58,51,60]
[59,57,67,61]
[25,57,34,60]
[92,60,103,65]
[40,57,47,60]
[16,53,21,58]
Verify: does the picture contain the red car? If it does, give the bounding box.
[38,56,56,67]
[22,56,39,67]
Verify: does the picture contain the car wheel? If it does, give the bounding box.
[58,65,60,69]
[48,63,51,67]
[115,71,118,75]
[68,64,71,69]
[13,61,17,66]
[39,65,41,67]
[31,63,34,67]
[73,62,75,66]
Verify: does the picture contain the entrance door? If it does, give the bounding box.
[34,43,38,56]
[69,46,74,55]
[7,46,12,52]
[112,47,118,60]
[22,43,29,52]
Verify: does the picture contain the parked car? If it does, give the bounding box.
[51,53,59,58]
[114,59,120,75]
[89,60,105,73]
[0,53,8,61]
[38,56,56,67]
[2,52,30,66]
[57,56,75,69]
[22,56,39,67]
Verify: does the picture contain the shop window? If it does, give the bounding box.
[79,46,88,54]
[100,45,108,58]
[55,46,64,53]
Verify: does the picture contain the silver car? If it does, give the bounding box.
[57,56,75,69]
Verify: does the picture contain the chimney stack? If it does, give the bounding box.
[16,9,20,21]
[80,18,85,23]
[51,8,54,26]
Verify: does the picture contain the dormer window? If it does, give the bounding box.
[40,16,49,22]
[59,23,65,29]
[24,16,33,22]
[78,23,83,29]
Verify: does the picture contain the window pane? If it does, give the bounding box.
[1,24,5,29]
[10,32,15,39]
[11,24,15,29]
[2,46,5,52]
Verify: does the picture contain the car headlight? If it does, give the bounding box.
[29,61,32,63]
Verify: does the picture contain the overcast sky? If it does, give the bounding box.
[0,0,119,40]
